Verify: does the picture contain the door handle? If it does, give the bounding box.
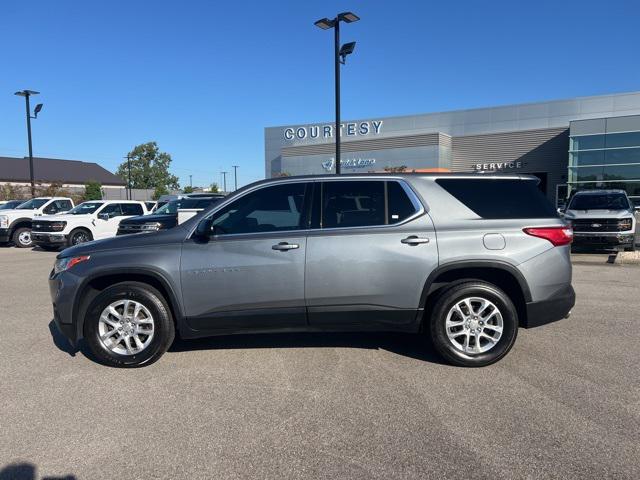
[401,235,430,245]
[272,242,300,251]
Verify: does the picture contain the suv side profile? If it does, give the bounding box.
[50,174,575,368]
[32,200,148,250]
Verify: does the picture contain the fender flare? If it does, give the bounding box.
[7,217,34,237]
[419,259,533,308]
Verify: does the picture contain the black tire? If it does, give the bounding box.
[12,227,33,248]
[38,245,59,251]
[429,281,518,367]
[84,282,175,368]
[67,228,93,247]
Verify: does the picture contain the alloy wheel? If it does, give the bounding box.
[445,296,503,354]
[97,300,155,356]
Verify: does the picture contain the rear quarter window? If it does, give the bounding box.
[435,178,558,219]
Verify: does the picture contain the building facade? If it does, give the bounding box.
[265,91,640,205]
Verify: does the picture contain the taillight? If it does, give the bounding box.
[523,226,573,246]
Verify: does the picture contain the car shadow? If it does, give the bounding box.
[169,331,446,365]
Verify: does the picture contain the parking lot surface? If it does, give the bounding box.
[1,247,638,479]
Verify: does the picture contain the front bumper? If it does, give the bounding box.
[49,270,84,346]
[524,284,575,328]
[0,228,10,243]
[573,231,634,246]
[33,232,68,245]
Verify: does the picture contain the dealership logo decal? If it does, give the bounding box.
[284,120,383,141]
[321,157,376,172]
[474,161,526,171]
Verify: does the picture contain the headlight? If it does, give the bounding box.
[140,222,162,231]
[0,215,8,229]
[54,255,90,275]
[618,218,633,231]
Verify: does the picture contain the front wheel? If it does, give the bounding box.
[12,227,33,248]
[67,228,93,247]
[84,282,175,367]
[429,281,518,367]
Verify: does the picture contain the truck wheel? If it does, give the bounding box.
[84,282,175,368]
[429,281,518,367]
[67,228,92,247]
[12,227,33,248]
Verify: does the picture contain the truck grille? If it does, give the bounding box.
[572,219,621,232]
[32,221,62,232]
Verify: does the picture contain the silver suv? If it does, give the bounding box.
[561,189,638,251]
[49,174,575,368]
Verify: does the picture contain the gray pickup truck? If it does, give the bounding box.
[561,189,638,251]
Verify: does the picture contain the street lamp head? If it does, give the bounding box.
[33,103,43,118]
[338,12,360,23]
[339,42,356,63]
[314,17,334,30]
[14,90,40,97]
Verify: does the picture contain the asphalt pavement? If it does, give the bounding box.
[0,247,638,479]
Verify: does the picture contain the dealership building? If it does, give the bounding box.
[265,91,640,205]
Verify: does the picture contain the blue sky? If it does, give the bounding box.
[2,0,639,188]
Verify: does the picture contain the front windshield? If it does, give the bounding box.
[67,202,104,215]
[16,198,48,210]
[569,193,630,210]
[155,200,181,214]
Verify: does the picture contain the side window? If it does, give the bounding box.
[121,203,144,216]
[319,180,419,228]
[211,183,307,235]
[100,203,123,218]
[387,181,418,223]
[59,200,73,212]
[322,181,385,228]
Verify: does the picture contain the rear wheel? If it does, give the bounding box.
[84,282,175,368]
[429,281,518,367]
[67,228,92,247]
[12,227,33,248]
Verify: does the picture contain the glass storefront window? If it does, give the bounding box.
[570,134,605,151]
[568,181,640,197]
[568,166,603,182]
[602,164,640,181]
[570,150,605,166]
[604,147,640,165]
[605,131,640,148]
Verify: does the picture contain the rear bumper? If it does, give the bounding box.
[524,284,575,328]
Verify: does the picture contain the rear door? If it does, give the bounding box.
[304,179,438,329]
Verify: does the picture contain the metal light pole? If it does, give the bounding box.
[189,175,193,188]
[232,165,239,191]
[314,12,360,175]
[221,171,228,193]
[14,90,43,197]
[125,154,132,200]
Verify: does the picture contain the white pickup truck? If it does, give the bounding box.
[31,200,149,250]
[0,197,74,248]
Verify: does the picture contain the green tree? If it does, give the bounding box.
[183,186,194,194]
[209,183,219,193]
[84,181,102,200]
[153,185,169,200]
[116,142,179,192]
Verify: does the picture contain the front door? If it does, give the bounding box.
[180,181,311,333]
[93,203,125,239]
[304,179,438,329]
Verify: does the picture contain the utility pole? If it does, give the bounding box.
[232,165,239,191]
[221,171,228,193]
[189,174,193,188]
[125,155,132,200]
[14,90,42,197]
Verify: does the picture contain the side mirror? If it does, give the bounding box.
[98,213,110,221]
[194,217,213,240]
